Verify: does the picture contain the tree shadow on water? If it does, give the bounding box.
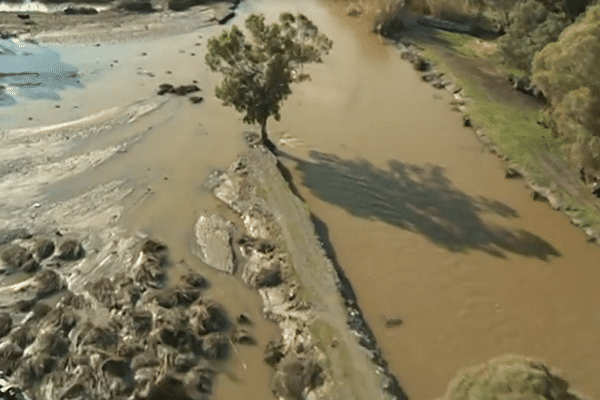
[296,150,561,260]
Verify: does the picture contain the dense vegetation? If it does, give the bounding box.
[532,3,600,181]
[444,355,578,400]
[497,0,569,72]
[205,13,332,147]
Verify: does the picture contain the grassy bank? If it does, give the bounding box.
[414,30,600,239]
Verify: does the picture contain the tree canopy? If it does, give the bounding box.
[205,13,333,146]
[532,4,600,178]
[444,355,578,400]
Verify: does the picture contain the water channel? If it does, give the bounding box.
[2,0,600,398]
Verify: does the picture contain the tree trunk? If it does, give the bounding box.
[260,120,268,145]
[259,118,277,153]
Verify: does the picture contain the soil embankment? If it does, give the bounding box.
[196,146,404,399]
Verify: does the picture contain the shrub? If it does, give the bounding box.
[532,4,600,178]
[444,355,571,400]
[498,0,569,72]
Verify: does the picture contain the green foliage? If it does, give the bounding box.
[497,0,569,72]
[205,13,333,143]
[444,355,566,400]
[532,4,600,177]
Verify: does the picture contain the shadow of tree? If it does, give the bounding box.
[296,150,560,260]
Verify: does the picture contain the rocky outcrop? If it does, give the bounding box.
[0,233,246,400]
[193,214,235,274]
[200,148,405,400]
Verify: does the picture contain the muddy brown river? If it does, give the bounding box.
[2,0,600,398]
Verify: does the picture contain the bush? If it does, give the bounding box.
[498,0,569,72]
[444,355,571,400]
[532,4,600,178]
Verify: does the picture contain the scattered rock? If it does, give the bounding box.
[57,239,84,261]
[157,83,174,95]
[152,289,177,309]
[0,229,30,246]
[414,57,430,72]
[236,313,251,325]
[254,265,282,288]
[118,0,155,12]
[231,328,255,345]
[173,286,201,306]
[181,272,207,289]
[271,355,324,400]
[132,351,160,370]
[102,358,133,378]
[188,302,229,335]
[508,74,546,103]
[25,303,52,322]
[141,239,167,254]
[0,313,12,338]
[347,5,362,17]
[184,366,214,394]
[264,339,285,366]
[463,115,472,128]
[21,259,39,273]
[88,277,116,307]
[201,334,228,360]
[505,168,522,179]
[33,269,64,299]
[189,96,203,104]
[172,85,200,96]
[10,327,35,350]
[173,353,197,373]
[384,317,403,328]
[33,239,55,260]
[531,190,548,202]
[64,6,98,15]
[133,253,165,288]
[130,310,153,334]
[1,245,33,270]
[15,300,36,313]
[374,17,405,38]
[217,11,235,25]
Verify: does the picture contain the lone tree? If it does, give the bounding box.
[205,12,333,147]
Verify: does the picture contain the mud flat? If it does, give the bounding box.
[195,145,405,400]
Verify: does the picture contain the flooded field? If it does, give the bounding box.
[1,0,600,399]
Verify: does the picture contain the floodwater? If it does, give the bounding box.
[263,2,600,399]
[2,0,600,399]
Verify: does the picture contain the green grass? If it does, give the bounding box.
[417,33,600,234]
[419,33,564,179]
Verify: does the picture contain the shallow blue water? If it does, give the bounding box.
[0,38,83,107]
